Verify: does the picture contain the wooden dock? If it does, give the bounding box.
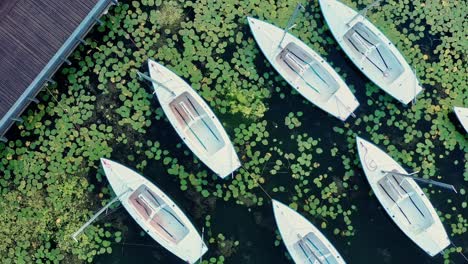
[0,0,115,141]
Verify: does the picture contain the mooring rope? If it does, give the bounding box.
[450,240,468,262]
[235,152,274,201]
[248,172,273,201]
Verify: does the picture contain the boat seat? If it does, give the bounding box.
[139,194,166,217]
[184,114,209,131]
[381,176,415,206]
[132,197,152,220]
[279,48,310,79]
[351,32,374,53]
[179,101,196,121]
[347,28,392,77]
[294,233,332,264]
[129,185,166,220]
[150,207,189,244]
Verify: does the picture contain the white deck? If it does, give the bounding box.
[454,106,468,133]
[247,17,359,121]
[148,59,241,178]
[100,158,208,263]
[319,0,423,104]
[273,200,346,264]
[355,137,450,256]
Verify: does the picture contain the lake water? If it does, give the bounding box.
[95,57,466,264]
[94,4,467,264]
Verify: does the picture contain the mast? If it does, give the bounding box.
[137,70,176,96]
[381,170,457,193]
[278,3,305,48]
[346,0,383,27]
[71,188,132,241]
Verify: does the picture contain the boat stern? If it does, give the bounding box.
[181,238,208,264]
[416,222,450,257]
[211,146,241,179]
[388,70,424,105]
[329,87,360,121]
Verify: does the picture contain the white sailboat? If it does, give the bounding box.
[147,59,241,178]
[454,106,468,133]
[319,0,423,104]
[273,199,346,263]
[356,137,450,256]
[101,158,208,263]
[247,16,359,121]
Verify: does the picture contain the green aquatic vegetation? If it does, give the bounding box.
[1,0,466,262]
[196,216,235,264]
[342,0,467,257]
[153,0,184,28]
[450,214,467,236]
[284,111,303,129]
[0,84,116,262]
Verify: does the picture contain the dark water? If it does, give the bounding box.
[94,17,467,264]
[95,76,466,264]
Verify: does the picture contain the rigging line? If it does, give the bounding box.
[199,227,205,264]
[236,154,275,211]
[146,188,162,206]
[278,3,305,48]
[243,159,273,201]
[390,174,425,218]
[297,241,316,264]
[185,96,220,142]
[135,199,151,217]
[157,222,175,238]
[347,0,383,25]
[173,105,208,150]
[347,37,386,74]
[96,204,123,221]
[450,240,468,262]
[162,208,186,227]
[286,49,329,87]
[309,65,329,87]
[354,30,389,69]
[298,238,325,264]
[335,96,356,119]
[378,182,411,225]
[305,237,331,264]
[249,173,273,201]
[281,55,321,94]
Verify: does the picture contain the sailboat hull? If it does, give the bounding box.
[356,137,450,256]
[101,158,208,263]
[248,17,359,121]
[454,106,468,133]
[148,59,241,178]
[273,199,346,264]
[319,0,423,104]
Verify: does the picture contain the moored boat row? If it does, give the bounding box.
[72,0,462,262]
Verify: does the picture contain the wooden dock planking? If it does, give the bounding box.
[0,0,111,138]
